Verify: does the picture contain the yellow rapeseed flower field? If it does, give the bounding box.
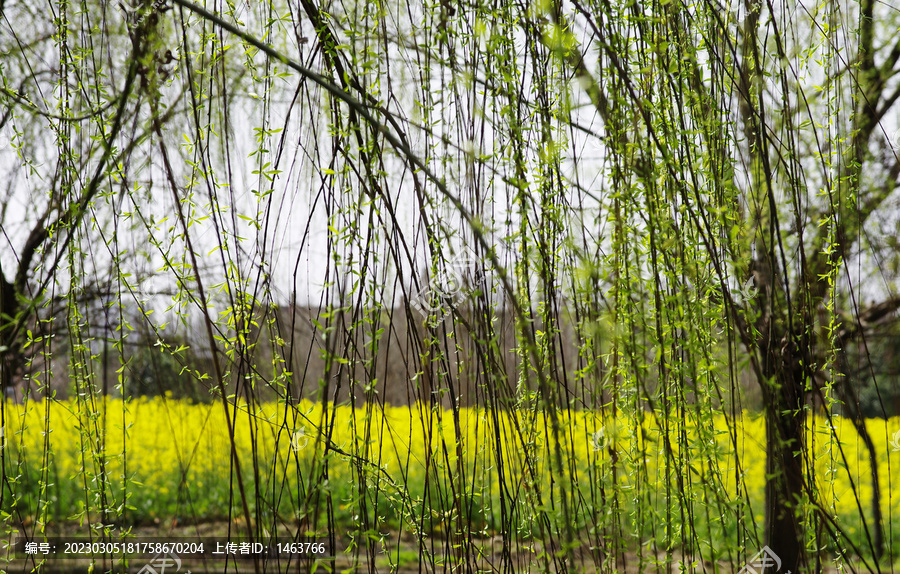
[3,397,900,548]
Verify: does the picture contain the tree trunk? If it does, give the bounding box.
[763,334,806,572]
[0,273,19,395]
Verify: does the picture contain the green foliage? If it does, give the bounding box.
[2,0,900,571]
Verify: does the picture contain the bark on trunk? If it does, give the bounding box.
[0,273,19,394]
[763,334,806,572]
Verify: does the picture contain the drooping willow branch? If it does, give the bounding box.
[167,0,587,554]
